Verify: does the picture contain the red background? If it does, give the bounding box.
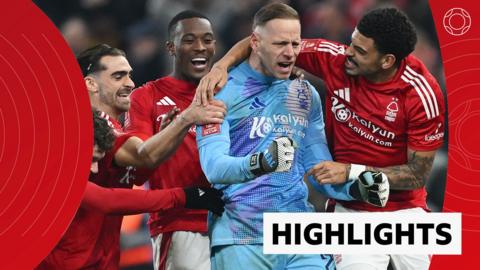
[0,0,478,269]
[429,1,480,269]
[0,1,92,269]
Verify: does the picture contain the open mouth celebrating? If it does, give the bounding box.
[277,61,293,73]
[116,88,132,100]
[191,57,208,70]
[345,57,358,69]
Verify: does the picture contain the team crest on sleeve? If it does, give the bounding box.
[287,79,312,114]
[202,123,221,136]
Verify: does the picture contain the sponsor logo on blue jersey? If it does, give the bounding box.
[249,114,309,139]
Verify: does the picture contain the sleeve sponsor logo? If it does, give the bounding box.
[202,124,221,136]
[301,40,317,50]
[425,123,444,141]
[188,126,197,134]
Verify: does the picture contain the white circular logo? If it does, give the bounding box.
[335,108,351,122]
[443,8,471,36]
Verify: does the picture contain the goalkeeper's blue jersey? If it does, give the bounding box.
[196,61,354,247]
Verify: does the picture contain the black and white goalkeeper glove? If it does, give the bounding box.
[350,171,390,207]
[248,137,295,176]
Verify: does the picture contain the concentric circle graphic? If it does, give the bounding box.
[443,7,472,36]
[0,1,92,269]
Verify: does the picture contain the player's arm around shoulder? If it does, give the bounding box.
[296,38,347,79]
[116,88,226,169]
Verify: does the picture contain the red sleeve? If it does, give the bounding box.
[81,182,186,215]
[108,132,153,186]
[404,64,446,151]
[124,84,155,141]
[297,39,347,79]
[112,132,134,154]
[131,167,153,186]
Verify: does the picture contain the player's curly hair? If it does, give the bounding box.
[357,7,417,65]
[93,110,115,152]
[77,44,126,76]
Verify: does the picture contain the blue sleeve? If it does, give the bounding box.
[303,84,354,201]
[196,117,255,184]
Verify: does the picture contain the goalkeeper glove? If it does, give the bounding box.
[349,171,390,207]
[248,137,295,176]
[183,187,225,216]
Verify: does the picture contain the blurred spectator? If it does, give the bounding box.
[60,16,92,55]
[302,1,351,42]
[125,20,167,86]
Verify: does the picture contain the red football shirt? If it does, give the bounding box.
[296,39,445,211]
[37,183,185,269]
[37,113,165,270]
[125,76,210,236]
[87,113,136,269]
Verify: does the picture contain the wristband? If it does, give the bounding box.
[348,164,366,181]
[249,152,263,176]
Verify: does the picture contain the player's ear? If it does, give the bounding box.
[212,39,217,56]
[85,76,99,107]
[166,40,175,56]
[250,32,260,52]
[381,54,396,70]
[85,76,98,94]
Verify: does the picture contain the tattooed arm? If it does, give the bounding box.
[365,149,436,190]
[308,148,436,190]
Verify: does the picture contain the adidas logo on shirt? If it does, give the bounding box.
[249,97,266,110]
[334,88,350,102]
[156,96,176,106]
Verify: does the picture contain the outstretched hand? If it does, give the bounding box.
[159,106,180,130]
[307,161,348,185]
[182,99,227,126]
[194,65,229,106]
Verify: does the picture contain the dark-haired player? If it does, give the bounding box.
[37,111,225,269]
[124,11,220,270]
[46,44,225,270]
[196,6,445,270]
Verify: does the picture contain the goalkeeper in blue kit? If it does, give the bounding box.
[196,3,389,269]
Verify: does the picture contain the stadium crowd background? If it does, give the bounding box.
[35,0,448,269]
